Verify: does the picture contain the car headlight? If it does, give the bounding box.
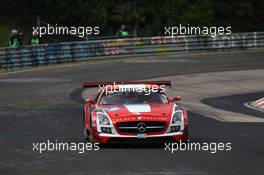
[172,111,182,124]
[167,110,183,133]
[98,113,110,125]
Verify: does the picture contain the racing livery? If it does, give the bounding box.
[82,81,188,143]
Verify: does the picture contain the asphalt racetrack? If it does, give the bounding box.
[0,50,264,175]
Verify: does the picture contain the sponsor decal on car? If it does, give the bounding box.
[137,133,147,139]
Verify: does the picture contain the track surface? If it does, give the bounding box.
[0,50,264,175]
[202,92,264,118]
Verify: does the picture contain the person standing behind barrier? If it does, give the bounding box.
[28,31,41,66]
[29,31,40,45]
[9,30,21,48]
[116,24,129,38]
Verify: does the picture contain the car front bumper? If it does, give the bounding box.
[92,130,188,143]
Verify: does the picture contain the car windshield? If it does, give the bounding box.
[100,91,168,104]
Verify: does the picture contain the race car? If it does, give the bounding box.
[82,81,188,143]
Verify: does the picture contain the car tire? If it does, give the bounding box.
[182,127,189,142]
[84,127,90,141]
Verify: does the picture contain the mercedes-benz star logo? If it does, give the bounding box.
[137,122,146,133]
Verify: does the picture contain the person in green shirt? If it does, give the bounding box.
[29,31,40,45]
[116,24,129,38]
[9,30,21,48]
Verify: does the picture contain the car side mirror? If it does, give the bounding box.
[172,96,181,101]
[85,98,94,104]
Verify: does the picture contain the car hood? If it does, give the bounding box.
[98,104,174,123]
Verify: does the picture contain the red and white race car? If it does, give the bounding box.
[82,81,188,143]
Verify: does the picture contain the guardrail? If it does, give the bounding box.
[0,32,264,69]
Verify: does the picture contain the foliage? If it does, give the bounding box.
[0,0,263,45]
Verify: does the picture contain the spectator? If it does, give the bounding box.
[29,31,41,45]
[116,24,129,38]
[9,30,21,48]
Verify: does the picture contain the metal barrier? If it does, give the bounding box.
[0,32,264,69]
